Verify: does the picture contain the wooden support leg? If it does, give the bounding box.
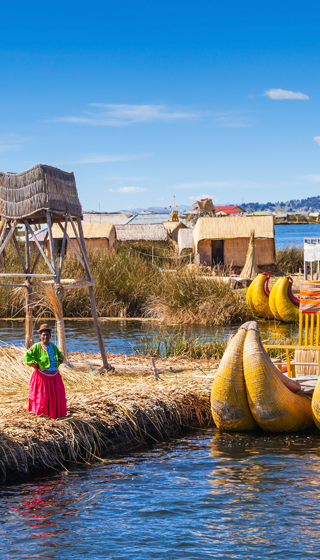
[76,217,109,370]
[25,224,34,348]
[46,212,68,360]
[88,285,109,370]
[25,283,34,348]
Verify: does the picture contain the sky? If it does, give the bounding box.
[1,0,320,212]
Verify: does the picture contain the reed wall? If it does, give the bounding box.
[224,238,275,266]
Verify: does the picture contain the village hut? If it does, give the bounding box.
[193,216,275,267]
[0,164,109,368]
[48,223,116,255]
[163,221,187,244]
[115,224,169,247]
[178,227,194,255]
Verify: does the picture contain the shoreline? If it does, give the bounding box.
[0,351,214,484]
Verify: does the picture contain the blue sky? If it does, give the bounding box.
[1,0,320,211]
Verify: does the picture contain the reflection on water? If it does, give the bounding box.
[0,319,299,355]
[2,431,320,558]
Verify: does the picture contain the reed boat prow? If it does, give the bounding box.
[246,273,274,319]
[211,322,258,431]
[243,323,314,432]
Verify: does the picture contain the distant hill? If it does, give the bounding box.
[241,195,320,213]
[120,205,190,214]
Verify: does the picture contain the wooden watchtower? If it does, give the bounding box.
[0,164,109,369]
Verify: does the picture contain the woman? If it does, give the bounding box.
[23,323,67,419]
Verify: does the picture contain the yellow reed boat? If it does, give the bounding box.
[211,323,257,431]
[269,276,299,322]
[243,323,314,432]
[246,273,274,319]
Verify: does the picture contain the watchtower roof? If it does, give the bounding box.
[0,164,82,221]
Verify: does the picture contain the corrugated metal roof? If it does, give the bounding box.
[123,212,169,225]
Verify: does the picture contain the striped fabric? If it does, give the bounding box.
[300,281,320,313]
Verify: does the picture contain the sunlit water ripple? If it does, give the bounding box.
[1,431,320,559]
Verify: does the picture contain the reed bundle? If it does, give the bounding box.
[36,283,68,358]
[0,347,212,482]
[240,231,259,279]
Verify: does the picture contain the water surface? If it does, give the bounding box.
[0,319,298,355]
[275,223,320,248]
[1,430,320,559]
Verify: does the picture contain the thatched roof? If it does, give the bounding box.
[193,216,274,251]
[163,221,186,234]
[163,221,187,243]
[191,198,215,213]
[51,222,115,240]
[115,224,168,242]
[0,164,82,220]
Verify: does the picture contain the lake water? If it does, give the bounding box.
[0,223,310,355]
[275,223,320,248]
[1,429,320,559]
[0,319,298,355]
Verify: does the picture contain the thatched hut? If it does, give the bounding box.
[48,223,116,255]
[163,221,187,244]
[115,224,169,246]
[193,216,275,267]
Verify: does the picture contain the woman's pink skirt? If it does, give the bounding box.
[28,369,67,420]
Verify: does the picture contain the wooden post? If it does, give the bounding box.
[151,357,159,381]
[152,246,154,265]
[46,212,68,360]
[25,222,34,348]
[76,216,109,370]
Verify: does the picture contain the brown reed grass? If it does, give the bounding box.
[0,346,212,482]
[144,266,254,325]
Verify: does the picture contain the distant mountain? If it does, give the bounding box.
[241,195,320,213]
[120,205,190,214]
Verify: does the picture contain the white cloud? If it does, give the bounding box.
[49,104,250,128]
[107,186,150,194]
[0,134,29,152]
[313,136,320,146]
[176,181,234,189]
[263,89,309,100]
[68,153,153,164]
[189,194,220,203]
[300,174,320,182]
